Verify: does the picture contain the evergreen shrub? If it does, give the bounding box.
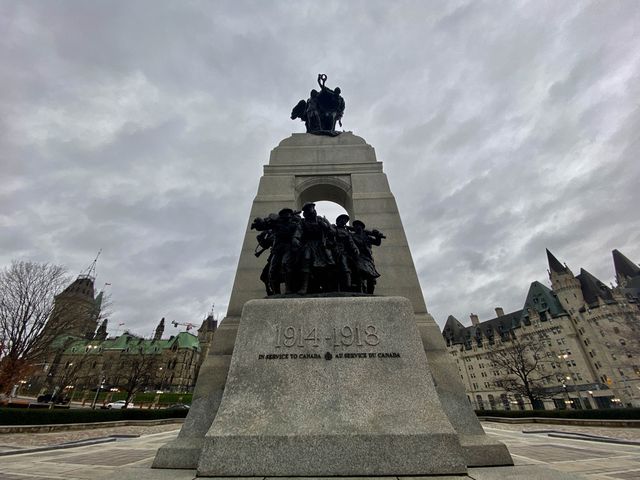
[0,407,187,425]
[475,408,640,420]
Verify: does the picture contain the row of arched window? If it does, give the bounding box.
[470,393,526,411]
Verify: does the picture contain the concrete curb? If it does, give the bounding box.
[522,429,640,446]
[0,417,184,434]
[0,437,119,456]
[479,416,640,428]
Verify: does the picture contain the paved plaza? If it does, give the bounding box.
[0,422,639,480]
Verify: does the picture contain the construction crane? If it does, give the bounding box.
[171,320,196,331]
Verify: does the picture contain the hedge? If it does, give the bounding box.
[0,407,188,425]
[29,391,193,405]
[90,392,193,404]
[475,408,640,420]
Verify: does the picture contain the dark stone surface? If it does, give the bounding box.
[266,292,375,299]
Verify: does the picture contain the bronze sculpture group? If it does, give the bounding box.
[291,74,345,136]
[252,203,385,296]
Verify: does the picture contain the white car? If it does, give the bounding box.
[105,400,134,409]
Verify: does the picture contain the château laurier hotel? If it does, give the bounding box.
[442,249,640,410]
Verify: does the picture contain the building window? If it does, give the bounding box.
[501,393,510,410]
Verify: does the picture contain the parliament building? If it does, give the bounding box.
[29,273,218,396]
[441,249,640,410]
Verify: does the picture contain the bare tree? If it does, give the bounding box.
[117,345,160,407]
[45,341,100,403]
[0,261,69,393]
[487,333,555,409]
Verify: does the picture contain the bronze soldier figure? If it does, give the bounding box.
[255,229,274,295]
[333,214,359,292]
[252,208,300,294]
[294,202,335,294]
[351,220,385,294]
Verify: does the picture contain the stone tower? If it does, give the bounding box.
[40,274,101,347]
[94,318,108,341]
[153,317,165,341]
[613,248,640,288]
[154,132,512,471]
[196,314,218,368]
[547,249,583,312]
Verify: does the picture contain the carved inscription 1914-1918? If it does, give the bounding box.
[257,322,400,361]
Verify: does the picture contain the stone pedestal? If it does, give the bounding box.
[198,297,467,477]
[153,132,512,470]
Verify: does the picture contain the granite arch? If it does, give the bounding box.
[295,176,354,216]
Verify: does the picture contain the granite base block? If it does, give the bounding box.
[459,434,514,467]
[198,297,468,477]
[110,465,588,480]
[151,438,201,470]
[198,433,467,477]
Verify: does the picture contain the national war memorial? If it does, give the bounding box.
[150,74,576,478]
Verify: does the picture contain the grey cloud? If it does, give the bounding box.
[1,0,638,334]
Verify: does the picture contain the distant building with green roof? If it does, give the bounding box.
[441,249,640,410]
[29,271,218,396]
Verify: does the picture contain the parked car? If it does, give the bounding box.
[165,403,190,410]
[36,393,69,404]
[105,400,134,409]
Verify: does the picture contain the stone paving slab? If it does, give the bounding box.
[483,425,640,479]
[46,448,157,466]
[485,421,640,442]
[2,423,640,479]
[468,465,587,479]
[0,422,180,449]
[507,443,622,462]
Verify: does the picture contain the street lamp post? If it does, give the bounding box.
[91,377,105,410]
[158,367,167,392]
[558,353,584,409]
[16,379,27,397]
[561,382,572,409]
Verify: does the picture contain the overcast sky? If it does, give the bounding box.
[2,1,639,337]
